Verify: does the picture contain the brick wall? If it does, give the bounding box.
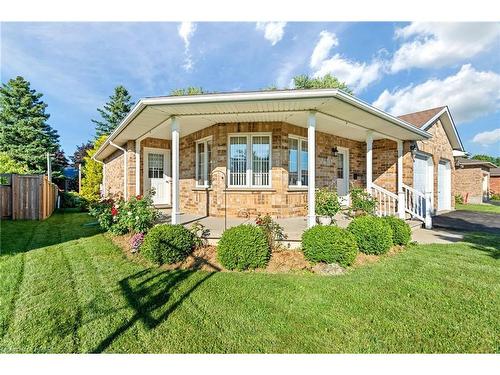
[104,149,125,199]
[106,121,408,218]
[454,166,490,204]
[490,176,500,195]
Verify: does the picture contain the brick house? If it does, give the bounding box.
[490,168,500,195]
[454,158,497,203]
[93,90,465,229]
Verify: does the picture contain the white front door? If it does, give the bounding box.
[438,160,451,211]
[336,148,349,206]
[144,149,170,205]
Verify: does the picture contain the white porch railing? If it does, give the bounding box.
[402,183,431,228]
[371,184,398,217]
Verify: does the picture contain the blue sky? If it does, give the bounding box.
[1,22,499,158]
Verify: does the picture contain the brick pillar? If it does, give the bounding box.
[126,140,136,199]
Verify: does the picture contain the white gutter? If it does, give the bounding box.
[109,141,128,200]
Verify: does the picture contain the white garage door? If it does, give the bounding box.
[413,154,433,214]
[438,160,451,211]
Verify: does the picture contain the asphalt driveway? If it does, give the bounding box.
[433,210,500,234]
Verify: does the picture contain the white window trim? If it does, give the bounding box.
[288,135,308,187]
[227,132,272,188]
[195,136,213,188]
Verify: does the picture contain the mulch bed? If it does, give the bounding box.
[110,233,406,275]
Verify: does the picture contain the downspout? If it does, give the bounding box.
[110,141,128,200]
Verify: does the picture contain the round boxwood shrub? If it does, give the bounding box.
[141,224,195,265]
[301,225,358,267]
[347,216,393,255]
[217,224,270,270]
[382,216,411,246]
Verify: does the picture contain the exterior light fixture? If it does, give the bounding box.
[410,143,417,157]
[332,147,339,157]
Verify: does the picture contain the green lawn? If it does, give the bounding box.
[0,211,499,353]
[456,202,500,214]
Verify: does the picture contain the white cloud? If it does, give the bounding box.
[309,30,382,93]
[178,22,196,49]
[373,64,500,123]
[472,128,500,146]
[390,22,500,73]
[310,31,338,69]
[256,22,286,46]
[178,22,196,71]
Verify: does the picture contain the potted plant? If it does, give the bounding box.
[315,188,341,225]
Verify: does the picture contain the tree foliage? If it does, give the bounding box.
[0,76,64,174]
[80,135,106,203]
[0,152,28,174]
[92,86,134,139]
[470,154,500,167]
[71,141,93,167]
[170,86,206,96]
[292,74,353,94]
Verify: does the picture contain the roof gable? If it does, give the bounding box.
[398,106,464,151]
[398,107,445,128]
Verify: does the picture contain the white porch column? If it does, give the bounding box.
[307,111,316,228]
[135,139,141,196]
[397,140,405,219]
[171,117,180,224]
[366,131,373,193]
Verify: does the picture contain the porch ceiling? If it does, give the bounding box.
[94,89,431,161]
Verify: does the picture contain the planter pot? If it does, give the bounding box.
[317,216,332,225]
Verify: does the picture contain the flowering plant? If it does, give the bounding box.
[130,232,145,253]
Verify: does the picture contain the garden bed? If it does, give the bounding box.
[110,232,407,275]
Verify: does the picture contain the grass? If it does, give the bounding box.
[0,211,499,353]
[456,202,500,214]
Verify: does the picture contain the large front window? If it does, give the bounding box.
[228,134,271,187]
[289,136,308,186]
[195,137,213,187]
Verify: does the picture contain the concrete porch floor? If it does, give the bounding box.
[158,209,353,242]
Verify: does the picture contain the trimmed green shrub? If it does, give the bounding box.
[347,215,393,255]
[382,216,411,246]
[141,224,195,265]
[217,225,270,270]
[301,225,358,267]
[349,187,377,215]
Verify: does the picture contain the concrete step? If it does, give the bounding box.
[407,219,424,231]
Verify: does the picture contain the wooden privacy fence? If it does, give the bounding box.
[0,174,59,220]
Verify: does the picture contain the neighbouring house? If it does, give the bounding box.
[454,158,497,203]
[490,168,500,195]
[93,90,465,229]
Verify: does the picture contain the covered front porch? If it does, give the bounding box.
[95,89,433,229]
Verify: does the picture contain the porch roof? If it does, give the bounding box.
[94,89,431,161]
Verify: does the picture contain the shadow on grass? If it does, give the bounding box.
[0,210,102,256]
[462,232,500,260]
[92,257,220,353]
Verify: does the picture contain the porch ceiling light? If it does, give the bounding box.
[332,147,339,157]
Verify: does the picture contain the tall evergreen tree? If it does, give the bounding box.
[92,86,134,139]
[0,76,62,174]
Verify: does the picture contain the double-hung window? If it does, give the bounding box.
[228,133,271,188]
[288,136,308,187]
[195,137,213,187]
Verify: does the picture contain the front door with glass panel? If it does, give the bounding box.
[336,148,349,206]
[144,149,170,205]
